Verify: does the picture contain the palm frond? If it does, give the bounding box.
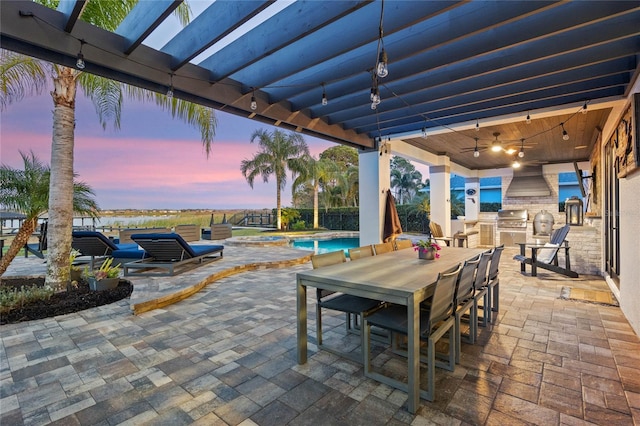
[79,74,124,130]
[0,50,48,110]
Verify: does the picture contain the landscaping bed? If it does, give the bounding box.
[0,277,132,325]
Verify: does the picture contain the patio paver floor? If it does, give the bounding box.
[1,246,639,425]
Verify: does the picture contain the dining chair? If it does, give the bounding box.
[362,264,462,401]
[348,245,374,260]
[394,239,414,250]
[311,251,383,363]
[452,256,480,363]
[473,251,492,330]
[487,245,504,323]
[373,241,394,255]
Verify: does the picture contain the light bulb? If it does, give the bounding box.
[526,113,531,124]
[491,142,502,152]
[518,149,525,158]
[422,127,427,138]
[512,160,521,168]
[562,130,569,140]
[581,102,588,114]
[250,95,257,111]
[473,150,480,158]
[166,87,173,98]
[76,53,85,70]
[322,92,328,106]
[371,88,381,105]
[475,120,480,131]
[376,49,388,78]
[371,102,377,110]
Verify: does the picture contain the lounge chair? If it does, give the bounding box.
[124,233,223,277]
[513,224,578,278]
[72,230,146,269]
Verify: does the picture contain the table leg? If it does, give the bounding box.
[296,277,308,364]
[519,244,526,273]
[407,296,420,414]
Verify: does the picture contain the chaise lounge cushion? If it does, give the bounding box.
[124,233,224,276]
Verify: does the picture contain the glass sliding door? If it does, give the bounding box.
[604,141,620,286]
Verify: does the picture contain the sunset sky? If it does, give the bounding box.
[0,2,430,211]
[0,88,344,210]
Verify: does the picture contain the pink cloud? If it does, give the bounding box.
[1,90,428,209]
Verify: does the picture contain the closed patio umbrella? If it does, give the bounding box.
[383,189,403,242]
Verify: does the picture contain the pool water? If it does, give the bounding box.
[291,237,359,255]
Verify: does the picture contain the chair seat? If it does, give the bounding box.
[319,294,382,314]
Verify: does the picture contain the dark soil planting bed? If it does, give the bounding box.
[0,277,133,325]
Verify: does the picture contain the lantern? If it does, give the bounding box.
[565,196,583,226]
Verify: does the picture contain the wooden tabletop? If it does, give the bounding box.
[297,246,486,305]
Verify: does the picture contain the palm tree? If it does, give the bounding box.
[0,151,98,276]
[292,155,337,229]
[390,156,423,204]
[241,129,309,230]
[0,1,216,290]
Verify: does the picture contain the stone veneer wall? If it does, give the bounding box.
[459,173,603,275]
[564,217,602,276]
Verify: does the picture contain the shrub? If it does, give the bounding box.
[0,284,55,315]
[291,221,307,231]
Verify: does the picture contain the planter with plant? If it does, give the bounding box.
[413,238,442,260]
[84,258,121,291]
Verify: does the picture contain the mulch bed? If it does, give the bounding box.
[0,277,133,325]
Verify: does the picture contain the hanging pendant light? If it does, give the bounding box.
[166,73,174,99]
[376,49,388,78]
[473,137,480,158]
[581,101,588,114]
[475,119,480,132]
[518,139,525,158]
[321,83,328,106]
[561,122,569,140]
[250,89,257,111]
[526,111,531,124]
[76,40,86,70]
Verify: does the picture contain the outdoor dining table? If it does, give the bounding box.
[296,246,486,413]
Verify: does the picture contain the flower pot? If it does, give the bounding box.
[89,277,119,291]
[418,249,436,260]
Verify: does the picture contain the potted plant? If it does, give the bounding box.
[84,258,121,291]
[414,238,442,260]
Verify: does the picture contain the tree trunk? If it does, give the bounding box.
[313,181,319,229]
[0,218,38,276]
[46,67,77,291]
[276,179,282,230]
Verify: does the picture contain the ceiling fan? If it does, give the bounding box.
[461,132,537,157]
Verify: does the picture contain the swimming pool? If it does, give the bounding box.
[290,237,359,255]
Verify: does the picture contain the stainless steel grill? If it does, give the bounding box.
[496,209,528,229]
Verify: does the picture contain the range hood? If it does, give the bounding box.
[505,165,551,197]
